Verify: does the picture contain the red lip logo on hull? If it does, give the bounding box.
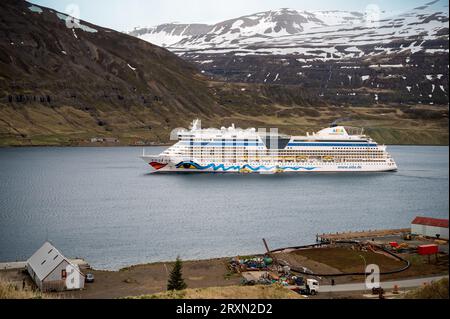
[149,162,167,170]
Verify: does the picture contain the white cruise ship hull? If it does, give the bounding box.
[141,156,397,173]
[140,120,398,174]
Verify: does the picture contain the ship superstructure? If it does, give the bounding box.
[141,120,397,173]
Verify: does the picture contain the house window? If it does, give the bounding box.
[62,269,67,279]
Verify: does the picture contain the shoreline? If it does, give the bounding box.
[1,228,447,299]
[0,143,449,149]
[0,144,172,148]
[0,227,438,272]
[1,243,447,299]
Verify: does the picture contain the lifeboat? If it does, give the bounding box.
[239,167,252,174]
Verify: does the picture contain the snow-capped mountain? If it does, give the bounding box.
[130,0,449,105]
[129,23,212,47]
[164,1,447,55]
[129,8,367,48]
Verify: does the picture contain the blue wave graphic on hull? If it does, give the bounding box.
[176,162,317,172]
[281,166,317,171]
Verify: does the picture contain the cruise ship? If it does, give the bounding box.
[141,120,397,173]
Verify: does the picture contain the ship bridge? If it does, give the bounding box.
[303,126,370,142]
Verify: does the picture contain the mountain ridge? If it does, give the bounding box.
[129,8,369,47]
[0,0,448,146]
[130,0,449,106]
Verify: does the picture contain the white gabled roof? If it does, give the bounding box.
[27,242,68,281]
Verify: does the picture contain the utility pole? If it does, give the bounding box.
[359,254,367,276]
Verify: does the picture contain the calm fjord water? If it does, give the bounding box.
[0,146,448,270]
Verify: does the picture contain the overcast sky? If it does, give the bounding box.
[31,0,427,32]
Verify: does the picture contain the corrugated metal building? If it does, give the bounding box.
[411,217,449,240]
[26,242,85,292]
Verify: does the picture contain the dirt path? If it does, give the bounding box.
[61,258,241,299]
[276,246,449,285]
[276,252,342,275]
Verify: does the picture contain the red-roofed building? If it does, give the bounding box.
[411,217,449,240]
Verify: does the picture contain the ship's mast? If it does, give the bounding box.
[191,119,201,131]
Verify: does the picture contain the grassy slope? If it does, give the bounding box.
[404,278,449,299]
[126,284,302,299]
[0,100,448,146]
[0,280,46,299]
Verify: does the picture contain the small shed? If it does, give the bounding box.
[26,242,85,292]
[411,217,449,240]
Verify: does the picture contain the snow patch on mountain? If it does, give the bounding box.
[131,0,448,58]
[28,5,43,14]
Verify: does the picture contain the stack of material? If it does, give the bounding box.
[229,256,273,273]
[240,271,306,287]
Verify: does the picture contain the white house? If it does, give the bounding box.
[411,217,449,240]
[26,242,85,292]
